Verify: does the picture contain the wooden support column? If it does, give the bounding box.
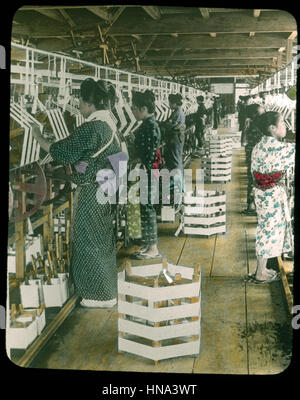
[286,39,293,63]
[42,179,53,253]
[277,54,283,69]
[15,174,26,279]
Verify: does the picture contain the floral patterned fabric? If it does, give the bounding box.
[251,136,295,258]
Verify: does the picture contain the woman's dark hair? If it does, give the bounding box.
[246,103,263,119]
[80,78,116,110]
[196,95,204,102]
[168,93,183,106]
[255,111,281,137]
[132,90,156,113]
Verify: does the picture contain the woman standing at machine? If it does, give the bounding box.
[163,93,186,201]
[32,78,121,308]
[241,103,265,215]
[131,90,161,260]
[195,95,207,148]
[246,111,295,283]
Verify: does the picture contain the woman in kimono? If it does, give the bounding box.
[32,78,121,308]
[130,90,161,259]
[195,95,207,148]
[241,103,264,215]
[247,111,295,283]
[163,93,186,203]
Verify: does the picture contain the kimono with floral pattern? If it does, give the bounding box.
[251,136,295,258]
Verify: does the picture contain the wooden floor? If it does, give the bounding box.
[27,131,292,375]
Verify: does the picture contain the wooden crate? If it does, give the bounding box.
[224,132,241,149]
[6,306,46,352]
[20,278,44,308]
[118,260,201,363]
[181,190,226,236]
[203,137,233,158]
[202,156,232,183]
[42,274,69,307]
[161,206,176,222]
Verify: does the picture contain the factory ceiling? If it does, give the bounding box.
[11,5,297,86]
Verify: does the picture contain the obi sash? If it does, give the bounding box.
[253,171,284,190]
[253,170,291,222]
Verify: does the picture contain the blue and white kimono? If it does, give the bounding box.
[251,136,295,258]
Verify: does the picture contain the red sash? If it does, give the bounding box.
[152,149,162,170]
[253,171,283,189]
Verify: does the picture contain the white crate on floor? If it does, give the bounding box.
[20,279,45,308]
[118,260,201,363]
[202,155,232,183]
[161,206,176,222]
[204,137,233,157]
[225,132,242,149]
[7,319,37,350]
[181,190,226,236]
[6,306,46,351]
[42,274,69,307]
[223,114,236,128]
[23,306,46,335]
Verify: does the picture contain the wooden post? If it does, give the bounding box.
[286,39,293,64]
[15,174,26,279]
[42,178,53,252]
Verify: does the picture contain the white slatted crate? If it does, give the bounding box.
[202,156,232,183]
[42,274,69,307]
[161,206,176,222]
[225,132,242,148]
[181,190,226,236]
[118,260,201,363]
[20,279,45,308]
[7,318,38,350]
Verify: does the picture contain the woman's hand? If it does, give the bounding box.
[31,123,51,153]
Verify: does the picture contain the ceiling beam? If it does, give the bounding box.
[109,6,126,26]
[199,8,209,19]
[119,34,288,51]
[86,6,110,21]
[142,66,266,75]
[35,9,65,23]
[144,49,280,60]
[288,31,297,40]
[139,35,157,59]
[59,9,76,28]
[142,6,161,20]
[253,9,261,18]
[107,11,296,35]
[142,58,272,67]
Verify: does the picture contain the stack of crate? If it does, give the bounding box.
[118,259,201,364]
[179,189,226,236]
[202,154,232,183]
[224,132,242,149]
[204,136,233,157]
